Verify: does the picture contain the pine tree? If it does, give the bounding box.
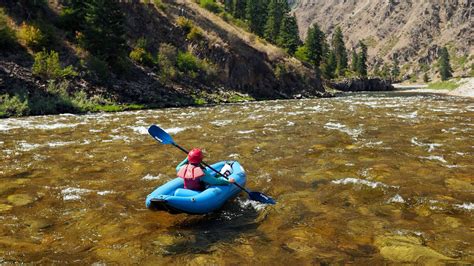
[233,0,246,19]
[381,63,390,80]
[224,0,234,14]
[82,0,126,64]
[356,41,368,78]
[264,0,288,43]
[332,26,348,77]
[438,46,452,81]
[321,50,336,79]
[351,49,358,72]
[245,0,268,36]
[391,57,400,81]
[59,0,88,32]
[276,14,300,54]
[305,23,326,69]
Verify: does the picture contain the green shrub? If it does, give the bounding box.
[129,38,155,66]
[130,47,154,66]
[32,50,77,80]
[294,46,310,63]
[427,79,461,90]
[17,21,54,51]
[157,43,178,81]
[199,0,223,13]
[177,51,200,74]
[187,26,204,41]
[0,8,16,49]
[176,16,193,33]
[153,0,166,10]
[0,94,29,117]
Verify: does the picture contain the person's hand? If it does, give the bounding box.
[228,178,235,183]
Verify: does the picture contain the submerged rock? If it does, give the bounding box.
[7,194,34,206]
[374,235,452,263]
[27,218,53,231]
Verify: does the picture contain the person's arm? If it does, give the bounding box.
[176,157,188,172]
[201,169,232,185]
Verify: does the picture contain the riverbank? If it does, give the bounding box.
[393,77,474,98]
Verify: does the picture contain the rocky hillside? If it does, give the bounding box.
[0,0,327,117]
[292,0,473,79]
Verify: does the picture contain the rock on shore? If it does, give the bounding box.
[331,78,394,92]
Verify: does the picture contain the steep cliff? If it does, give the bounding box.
[292,0,473,79]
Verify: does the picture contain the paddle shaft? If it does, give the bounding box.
[172,143,251,194]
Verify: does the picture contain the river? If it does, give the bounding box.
[0,92,473,264]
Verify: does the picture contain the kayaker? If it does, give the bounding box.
[176,148,235,191]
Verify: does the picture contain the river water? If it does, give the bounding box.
[0,92,473,264]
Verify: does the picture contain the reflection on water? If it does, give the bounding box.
[0,92,473,263]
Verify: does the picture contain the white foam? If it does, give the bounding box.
[237,130,255,134]
[420,155,447,163]
[304,105,326,112]
[454,202,474,211]
[210,120,232,127]
[411,137,442,152]
[108,135,130,142]
[238,198,267,211]
[397,111,418,119]
[0,124,18,131]
[97,191,113,196]
[332,177,398,189]
[324,122,362,139]
[388,194,405,203]
[287,121,295,126]
[228,153,239,159]
[61,187,92,201]
[142,174,166,180]
[18,142,41,151]
[128,126,148,135]
[363,141,384,147]
[34,123,81,130]
[48,141,76,147]
[165,127,188,134]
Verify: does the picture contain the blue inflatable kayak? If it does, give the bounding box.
[146,161,246,214]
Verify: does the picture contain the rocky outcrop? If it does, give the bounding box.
[292,0,473,79]
[330,78,394,92]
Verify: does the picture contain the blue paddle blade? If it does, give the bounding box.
[148,125,175,145]
[249,192,276,205]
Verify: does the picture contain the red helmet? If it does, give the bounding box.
[188,148,203,164]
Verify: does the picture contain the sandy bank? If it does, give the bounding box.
[393,78,474,98]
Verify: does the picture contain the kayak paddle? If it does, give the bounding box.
[148,125,276,205]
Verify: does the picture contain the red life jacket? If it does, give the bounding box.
[177,164,205,190]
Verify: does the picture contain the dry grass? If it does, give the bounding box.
[177,0,287,61]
